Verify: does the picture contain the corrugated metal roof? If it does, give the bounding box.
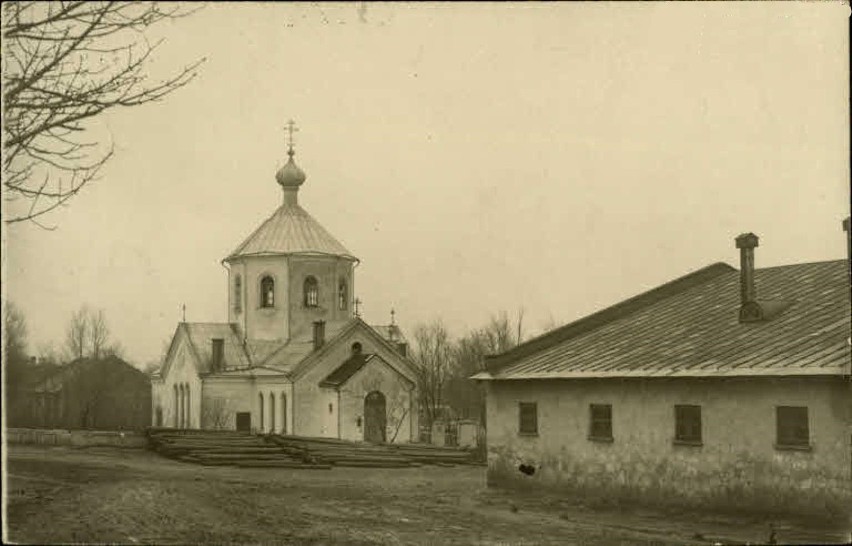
[483,260,851,380]
[225,203,356,262]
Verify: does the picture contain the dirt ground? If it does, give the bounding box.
[3,445,849,545]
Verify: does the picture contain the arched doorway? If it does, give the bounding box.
[364,391,387,443]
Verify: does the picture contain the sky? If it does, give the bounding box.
[3,2,850,367]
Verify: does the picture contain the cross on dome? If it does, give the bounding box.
[275,119,306,192]
[285,119,299,157]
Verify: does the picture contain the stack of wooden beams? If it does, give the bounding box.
[268,435,480,468]
[146,429,331,469]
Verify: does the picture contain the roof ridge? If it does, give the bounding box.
[754,258,847,271]
[485,262,736,373]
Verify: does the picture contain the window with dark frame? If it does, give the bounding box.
[304,276,319,307]
[338,279,348,311]
[776,406,809,448]
[260,276,274,308]
[518,402,538,435]
[589,404,613,441]
[674,405,702,444]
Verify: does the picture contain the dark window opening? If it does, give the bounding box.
[260,276,274,308]
[776,406,809,448]
[674,405,702,445]
[304,276,319,307]
[519,402,538,435]
[589,404,613,441]
[338,279,348,311]
[234,274,242,313]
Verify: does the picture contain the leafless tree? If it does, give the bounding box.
[444,310,524,425]
[4,300,28,363]
[411,319,453,428]
[2,2,205,228]
[65,305,89,359]
[202,397,231,430]
[89,308,109,359]
[35,340,67,365]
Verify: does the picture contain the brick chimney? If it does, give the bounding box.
[211,338,224,371]
[313,320,326,351]
[735,233,760,322]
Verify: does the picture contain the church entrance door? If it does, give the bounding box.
[235,412,251,432]
[364,391,387,443]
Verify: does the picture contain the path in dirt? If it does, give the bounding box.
[5,445,849,545]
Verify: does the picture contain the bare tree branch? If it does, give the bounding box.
[65,305,89,359]
[2,1,206,227]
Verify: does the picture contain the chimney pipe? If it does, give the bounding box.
[735,233,759,305]
[211,338,224,371]
[313,321,326,351]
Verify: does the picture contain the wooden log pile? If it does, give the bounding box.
[267,435,480,468]
[146,429,481,469]
[146,429,331,469]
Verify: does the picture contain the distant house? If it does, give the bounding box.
[475,222,851,518]
[29,356,151,430]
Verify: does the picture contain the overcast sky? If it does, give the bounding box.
[3,2,849,366]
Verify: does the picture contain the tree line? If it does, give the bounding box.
[408,309,547,430]
[3,301,149,429]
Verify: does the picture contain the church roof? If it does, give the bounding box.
[318,353,377,388]
[225,203,357,262]
[181,322,250,373]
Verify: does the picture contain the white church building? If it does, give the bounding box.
[151,133,419,443]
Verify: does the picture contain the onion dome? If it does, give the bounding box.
[275,149,306,188]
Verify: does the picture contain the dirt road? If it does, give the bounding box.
[4,445,848,545]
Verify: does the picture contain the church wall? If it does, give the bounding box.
[200,379,253,430]
[339,358,415,444]
[242,256,290,342]
[287,256,354,340]
[161,335,202,429]
[254,380,294,434]
[293,325,417,441]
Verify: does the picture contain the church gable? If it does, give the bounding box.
[321,353,414,390]
[160,325,198,381]
[291,319,416,386]
[161,323,250,380]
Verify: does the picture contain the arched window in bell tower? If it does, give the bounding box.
[260,276,275,308]
[304,276,319,308]
[338,278,348,311]
[234,274,242,313]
